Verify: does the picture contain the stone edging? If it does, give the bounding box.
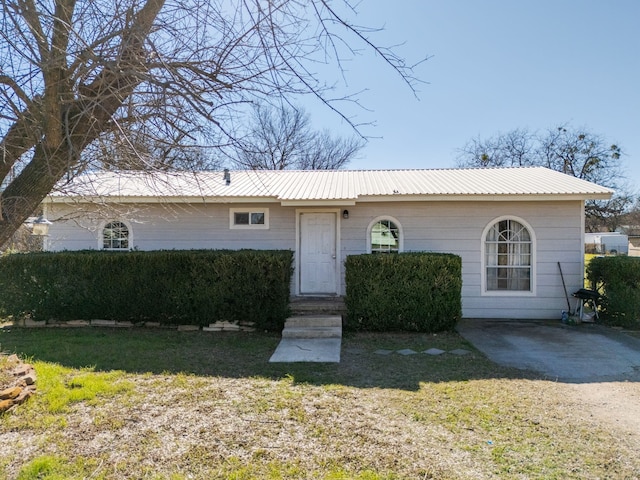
[13,317,256,332]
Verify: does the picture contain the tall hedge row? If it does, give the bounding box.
[0,250,293,330]
[345,252,462,332]
[586,256,640,328]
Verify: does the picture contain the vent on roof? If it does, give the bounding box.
[223,168,231,185]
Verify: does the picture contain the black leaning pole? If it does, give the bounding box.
[557,261,572,314]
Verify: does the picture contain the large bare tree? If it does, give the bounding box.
[0,0,419,246]
[230,103,364,170]
[457,125,632,231]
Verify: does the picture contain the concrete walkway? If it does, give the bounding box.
[269,315,342,363]
[269,338,341,363]
[456,319,640,382]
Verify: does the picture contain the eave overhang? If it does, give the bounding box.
[45,190,612,206]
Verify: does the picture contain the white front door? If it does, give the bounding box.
[300,212,337,294]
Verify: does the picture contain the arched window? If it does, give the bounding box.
[484,217,533,292]
[103,221,129,250]
[369,217,402,253]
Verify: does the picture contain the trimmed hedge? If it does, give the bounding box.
[0,250,293,331]
[345,252,462,332]
[586,255,640,328]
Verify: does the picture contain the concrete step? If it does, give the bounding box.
[285,315,342,328]
[289,296,346,316]
[282,326,342,339]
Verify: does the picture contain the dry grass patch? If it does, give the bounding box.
[0,354,17,388]
[1,327,639,479]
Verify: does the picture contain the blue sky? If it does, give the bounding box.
[304,1,640,188]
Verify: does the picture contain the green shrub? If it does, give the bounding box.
[586,256,640,328]
[0,250,293,331]
[345,252,462,332]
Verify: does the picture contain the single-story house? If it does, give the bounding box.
[43,166,612,319]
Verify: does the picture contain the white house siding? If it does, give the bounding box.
[47,198,584,320]
[47,202,297,252]
[339,200,584,320]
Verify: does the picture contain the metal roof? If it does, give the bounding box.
[48,167,613,204]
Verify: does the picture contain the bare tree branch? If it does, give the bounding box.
[229,103,364,170]
[456,124,632,230]
[0,0,420,246]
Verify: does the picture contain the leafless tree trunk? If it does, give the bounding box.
[0,0,420,246]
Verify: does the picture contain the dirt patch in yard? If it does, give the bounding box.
[567,381,640,449]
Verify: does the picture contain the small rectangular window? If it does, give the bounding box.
[234,212,250,225]
[230,208,269,229]
[251,212,265,225]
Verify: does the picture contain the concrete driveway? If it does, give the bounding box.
[456,319,640,382]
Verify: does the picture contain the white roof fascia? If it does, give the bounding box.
[47,195,281,204]
[47,192,612,205]
[279,199,357,207]
[355,193,613,202]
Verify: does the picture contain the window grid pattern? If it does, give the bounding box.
[485,219,531,291]
[371,219,400,254]
[103,221,129,250]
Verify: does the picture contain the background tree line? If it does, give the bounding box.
[456,124,634,232]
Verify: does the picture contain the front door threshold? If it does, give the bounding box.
[297,291,340,298]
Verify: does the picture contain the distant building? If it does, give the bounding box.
[584,232,628,255]
[629,236,640,257]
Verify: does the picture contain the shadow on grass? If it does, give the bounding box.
[0,326,537,391]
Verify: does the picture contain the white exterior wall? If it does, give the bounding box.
[47,199,585,320]
[47,202,297,252]
[340,200,584,319]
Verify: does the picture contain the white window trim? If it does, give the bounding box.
[100,220,133,251]
[366,216,404,253]
[481,215,536,296]
[229,208,270,230]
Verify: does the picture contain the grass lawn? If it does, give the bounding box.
[1,326,638,479]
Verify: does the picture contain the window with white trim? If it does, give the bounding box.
[229,208,269,229]
[370,218,401,253]
[102,221,129,250]
[484,218,532,291]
